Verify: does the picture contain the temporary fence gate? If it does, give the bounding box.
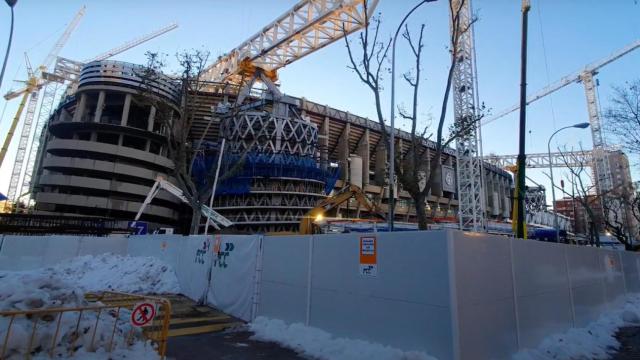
[0,291,171,359]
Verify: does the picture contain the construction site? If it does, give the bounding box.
[0,0,639,359]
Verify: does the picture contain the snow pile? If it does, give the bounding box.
[249,316,436,360]
[513,294,640,360]
[0,253,179,359]
[48,253,180,294]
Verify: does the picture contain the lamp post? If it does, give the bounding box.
[548,122,590,242]
[0,0,17,90]
[388,0,435,232]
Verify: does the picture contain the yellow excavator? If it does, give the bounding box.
[299,184,386,235]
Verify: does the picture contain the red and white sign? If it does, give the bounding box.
[130,302,156,327]
[359,236,377,277]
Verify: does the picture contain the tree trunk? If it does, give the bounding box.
[189,206,201,235]
[413,192,428,230]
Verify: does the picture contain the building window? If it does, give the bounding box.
[122,135,146,151]
[96,132,119,145]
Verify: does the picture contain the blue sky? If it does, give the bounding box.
[0,0,638,205]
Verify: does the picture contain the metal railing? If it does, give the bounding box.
[0,291,171,359]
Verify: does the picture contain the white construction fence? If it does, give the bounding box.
[0,230,638,359]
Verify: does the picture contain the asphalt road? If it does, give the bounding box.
[166,327,307,360]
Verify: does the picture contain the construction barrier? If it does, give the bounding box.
[3,230,640,359]
[127,234,261,321]
[0,291,171,359]
[256,230,640,360]
[0,235,127,270]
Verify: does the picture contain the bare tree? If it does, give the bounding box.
[137,50,214,234]
[556,147,638,250]
[604,79,640,158]
[556,149,602,246]
[343,0,484,229]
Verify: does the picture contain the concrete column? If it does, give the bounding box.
[72,94,87,122]
[374,142,387,186]
[320,117,330,170]
[93,91,106,123]
[147,106,156,132]
[145,139,151,152]
[121,94,132,126]
[357,128,370,186]
[338,123,351,181]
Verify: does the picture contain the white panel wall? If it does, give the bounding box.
[0,235,127,270]
[451,230,640,359]
[259,231,455,360]
[451,231,519,360]
[259,235,311,324]
[511,240,574,349]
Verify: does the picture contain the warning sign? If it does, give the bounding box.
[359,236,377,277]
[130,302,156,327]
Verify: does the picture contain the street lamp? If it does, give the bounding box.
[388,0,436,232]
[548,122,590,242]
[0,0,18,90]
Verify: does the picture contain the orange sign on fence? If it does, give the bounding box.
[359,236,377,277]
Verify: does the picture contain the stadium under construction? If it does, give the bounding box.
[21,59,514,234]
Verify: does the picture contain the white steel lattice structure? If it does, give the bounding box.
[482,39,640,200]
[220,112,318,156]
[202,0,378,83]
[451,0,485,231]
[20,82,60,200]
[484,151,594,169]
[7,91,39,202]
[581,72,612,194]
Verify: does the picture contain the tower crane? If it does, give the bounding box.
[18,23,179,203]
[451,0,485,231]
[1,19,178,206]
[202,0,378,86]
[0,6,85,205]
[482,39,640,201]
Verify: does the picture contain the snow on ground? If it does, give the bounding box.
[249,316,436,360]
[0,253,180,359]
[513,294,640,360]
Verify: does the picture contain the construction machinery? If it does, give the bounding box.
[132,176,232,232]
[483,39,640,201]
[299,184,385,234]
[202,0,379,86]
[1,9,177,206]
[0,6,85,206]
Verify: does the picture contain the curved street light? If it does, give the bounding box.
[0,0,18,90]
[548,122,590,242]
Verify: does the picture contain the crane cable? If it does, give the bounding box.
[535,0,558,134]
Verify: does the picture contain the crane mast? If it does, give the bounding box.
[451,0,485,231]
[481,39,640,207]
[3,21,179,206]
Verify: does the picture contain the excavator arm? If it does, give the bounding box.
[300,184,385,234]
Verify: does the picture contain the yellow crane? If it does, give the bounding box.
[299,184,385,235]
[0,6,85,205]
[1,6,177,205]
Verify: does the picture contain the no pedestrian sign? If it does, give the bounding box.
[130,302,156,327]
[359,236,377,277]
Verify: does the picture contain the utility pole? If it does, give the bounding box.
[514,0,530,239]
